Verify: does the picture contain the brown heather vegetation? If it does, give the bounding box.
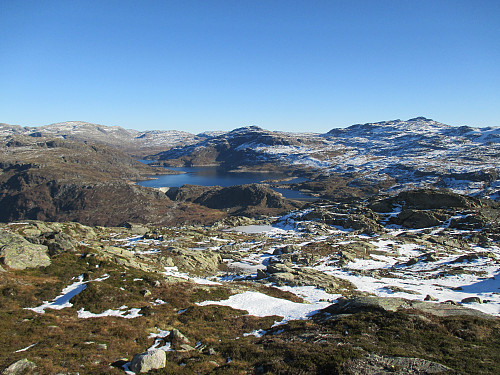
[1,238,499,374]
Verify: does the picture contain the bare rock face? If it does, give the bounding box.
[394,209,443,229]
[320,296,412,315]
[0,230,50,269]
[395,189,482,210]
[129,349,166,373]
[166,184,212,202]
[301,205,384,234]
[25,231,79,256]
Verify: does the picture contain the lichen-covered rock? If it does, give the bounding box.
[169,328,190,347]
[321,296,412,315]
[0,230,50,269]
[282,251,323,266]
[2,358,37,374]
[129,349,166,373]
[266,263,293,274]
[162,248,222,275]
[301,208,384,234]
[97,246,162,273]
[339,241,375,258]
[26,231,79,256]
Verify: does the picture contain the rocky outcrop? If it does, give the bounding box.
[264,263,354,293]
[393,209,443,229]
[129,349,166,373]
[168,183,299,216]
[317,296,496,319]
[161,248,222,275]
[97,246,163,273]
[165,184,212,202]
[197,184,286,210]
[370,189,483,213]
[343,353,453,375]
[301,204,384,234]
[25,231,79,256]
[0,230,50,269]
[168,328,191,349]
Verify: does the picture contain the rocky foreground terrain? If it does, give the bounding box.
[1,189,499,374]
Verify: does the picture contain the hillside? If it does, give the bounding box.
[0,135,224,226]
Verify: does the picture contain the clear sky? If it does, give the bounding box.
[1,0,499,133]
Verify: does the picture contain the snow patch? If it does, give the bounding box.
[197,291,330,324]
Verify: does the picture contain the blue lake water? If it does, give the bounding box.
[137,166,314,200]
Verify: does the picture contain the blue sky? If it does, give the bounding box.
[1,0,499,133]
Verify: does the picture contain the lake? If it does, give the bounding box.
[137,166,314,200]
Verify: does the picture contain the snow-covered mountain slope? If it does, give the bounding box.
[157,118,500,199]
[0,121,202,155]
[322,117,499,174]
[318,117,500,198]
[155,125,329,168]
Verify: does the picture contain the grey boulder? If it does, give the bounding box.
[129,349,166,373]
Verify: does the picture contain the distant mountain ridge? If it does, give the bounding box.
[0,121,204,157]
[1,117,499,199]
